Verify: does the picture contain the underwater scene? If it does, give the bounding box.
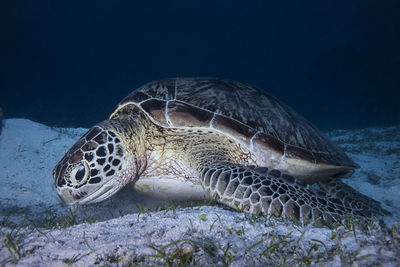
[1,1,399,266]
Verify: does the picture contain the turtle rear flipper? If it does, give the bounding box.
[200,165,381,226]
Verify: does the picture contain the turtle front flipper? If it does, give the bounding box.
[200,165,378,226]
[317,177,391,217]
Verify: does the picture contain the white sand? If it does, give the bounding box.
[0,119,399,266]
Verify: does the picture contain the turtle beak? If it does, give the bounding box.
[57,178,123,205]
[57,188,78,204]
[77,183,117,204]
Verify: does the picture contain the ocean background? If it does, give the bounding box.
[1,0,399,130]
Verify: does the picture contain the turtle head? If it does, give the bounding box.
[53,122,132,205]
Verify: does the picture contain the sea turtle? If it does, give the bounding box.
[53,78,387,226]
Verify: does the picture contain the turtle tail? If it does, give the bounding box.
[200,165,385,227]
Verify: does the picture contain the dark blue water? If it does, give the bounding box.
[1,0,399,130]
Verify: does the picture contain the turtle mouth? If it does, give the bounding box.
[58,178,122,205]
[78,183,116,204]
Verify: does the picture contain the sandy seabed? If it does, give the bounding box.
[0,119,399,266]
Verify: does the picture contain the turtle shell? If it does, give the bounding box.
[110,78,358,181]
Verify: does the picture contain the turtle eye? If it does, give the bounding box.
[69,162,90,186]
[75,164,86,181]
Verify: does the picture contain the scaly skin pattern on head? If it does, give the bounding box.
[54,108,387,226]
[53,113,147,204]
